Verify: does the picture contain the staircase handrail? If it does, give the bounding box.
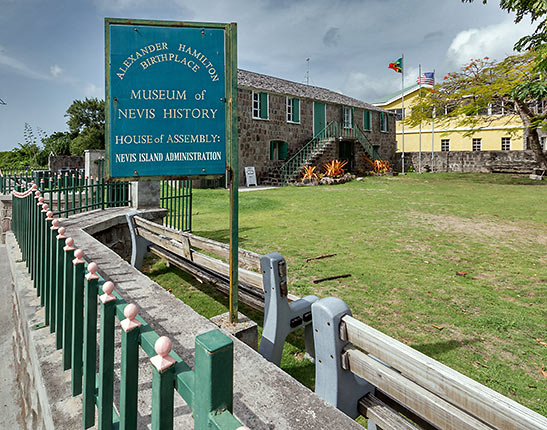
[354,124,382,161]
[279,121,338,184]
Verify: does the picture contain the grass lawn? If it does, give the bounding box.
[144,172,546,416]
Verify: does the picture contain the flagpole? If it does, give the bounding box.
[401,53,405,174]
[418,64,422,174]
[431,69,435,172]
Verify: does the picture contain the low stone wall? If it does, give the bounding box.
[1,195,12,244]
[7,234,82,429]
[399,150,546,173]
[48,155,84,173]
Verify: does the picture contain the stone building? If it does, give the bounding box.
[237,70,396,185]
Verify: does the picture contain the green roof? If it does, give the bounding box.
[373,84,421,106]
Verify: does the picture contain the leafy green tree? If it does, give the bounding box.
[405,52,547,167]
[69,126,104,156]
[65,98,105,155]
[42,131,71,156]
[34,131,72,166]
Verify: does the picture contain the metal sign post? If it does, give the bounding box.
[105,19,239,323]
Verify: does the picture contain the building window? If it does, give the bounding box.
[343,106,353,129]
[501,137,511,151]
[380,112,389,132]
[541,136,546,150]
[363,110,371,130]
[441,139,450,152]
[472,138,482,151]
[286,97,300,123]
[270,140,288,160]
[252,91,269,120]
[388,108,404,121]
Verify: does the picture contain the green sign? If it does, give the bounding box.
[105,19,236,180]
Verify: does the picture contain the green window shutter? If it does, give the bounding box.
[364,110,370,130]
[260,92,268,119]
[293,98,300,123]
[270,141,274,160]
[351,107,354,126]
[279,141,288,160]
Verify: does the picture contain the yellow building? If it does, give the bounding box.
[374,85,525,154]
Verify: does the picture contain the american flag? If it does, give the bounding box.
[416,72,435,86]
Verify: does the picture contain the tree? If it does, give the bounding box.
[65,98,105,155]
[405,52,547,167]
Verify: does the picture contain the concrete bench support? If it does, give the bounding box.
[126,211,151,270]
[258,253,318,366]
[311,297,374,419]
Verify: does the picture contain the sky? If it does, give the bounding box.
[0,0,536,152]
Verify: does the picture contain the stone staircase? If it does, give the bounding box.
[261,138,337,185]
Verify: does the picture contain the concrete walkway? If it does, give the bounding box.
[0,244,23,427]
[239,185,279,192]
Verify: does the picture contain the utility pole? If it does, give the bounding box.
[305,58,310,85]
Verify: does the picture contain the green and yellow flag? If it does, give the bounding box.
[388,57,403,73]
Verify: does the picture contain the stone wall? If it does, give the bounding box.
[48,155,84,173]
[11,274,46,429]
[1,195,12,244]
[237,88,397,184]
[399,150,547,173]
[84,150,105,179]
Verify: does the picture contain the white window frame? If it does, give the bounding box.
[472,138,482,151]
[501,137,511,151]
[286,97,300,124]
[343,106,353,129]
[252,91,269,120]
[441,139,450,152]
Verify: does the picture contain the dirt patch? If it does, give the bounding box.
[406,212,547,247]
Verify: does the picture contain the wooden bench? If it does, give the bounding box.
[127,213,266,310]
[126,214,316,365]
[312,297,547,430]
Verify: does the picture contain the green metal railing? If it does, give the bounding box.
[278,121,382,185]
[0,168,33,193]
[354,124,382,161]
[279,121,338,184]
[160,179,192,232]
[95,159,193,233]
[2,170,131,214]
[11,185,244,429]
[42,173,130,216]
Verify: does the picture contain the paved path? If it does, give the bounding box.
[239,185,278,192]
[0,244,23,427]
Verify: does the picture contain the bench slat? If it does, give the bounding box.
[343,315,547,430]
[133,216,261,270]
[137,228,263,290]
[347,349,494,430]
[148,245,265,311]
[359,393,422,430]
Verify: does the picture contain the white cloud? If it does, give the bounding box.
[341,71,401,103]
[84,83,103,98]
[50,64,63,77]
[0,44,51,80]
[447,19,534,67]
